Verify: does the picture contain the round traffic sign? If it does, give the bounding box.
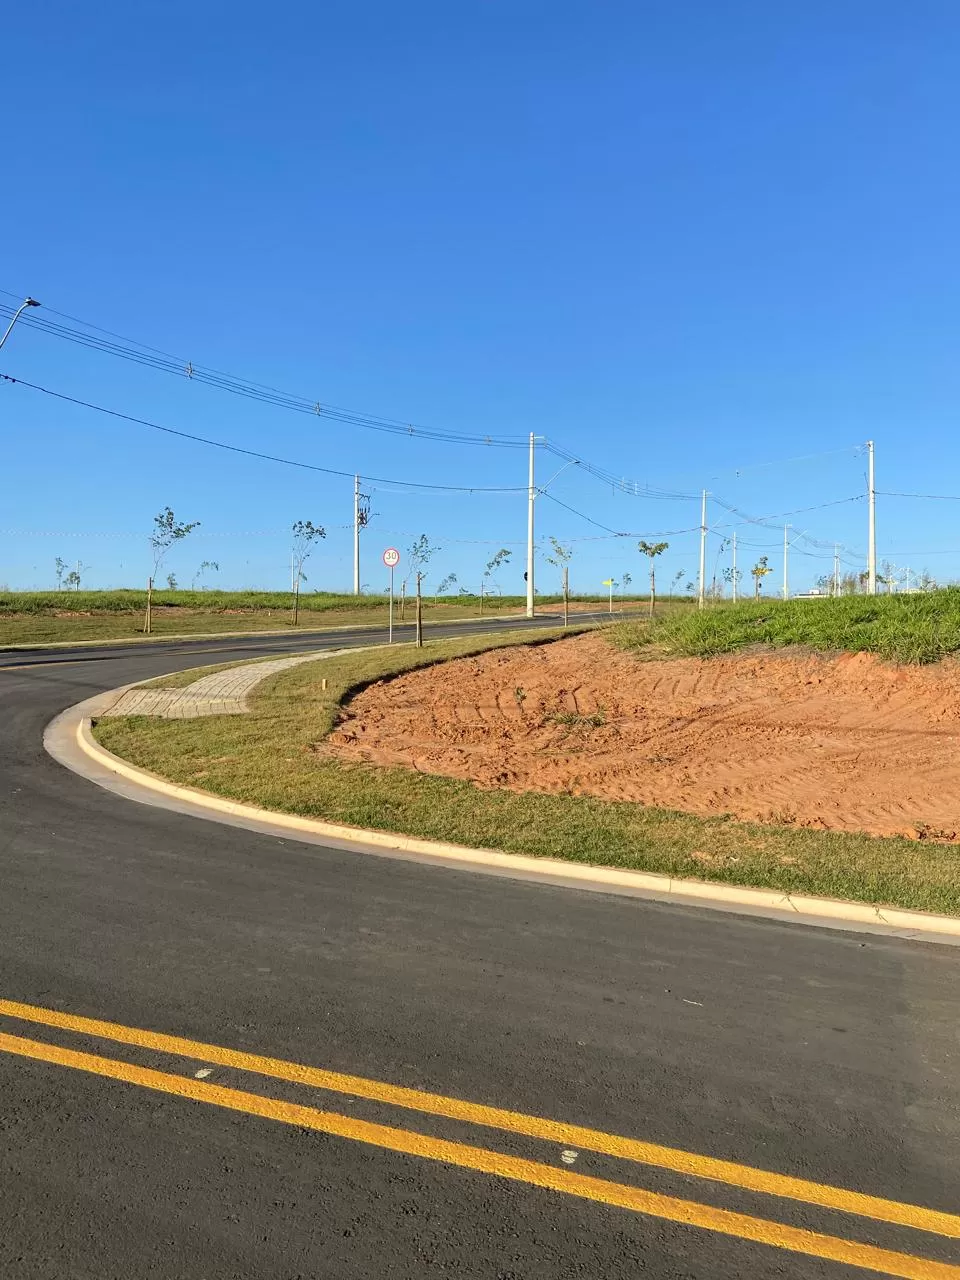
[382,547,400,568]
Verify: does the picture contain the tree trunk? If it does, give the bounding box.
[400,580,406,621]
[144,577,153,634]
[754,578,761,600]
[415,573,423,648]
[480,582,484,615]
[649,564,656,618]
[562,566,569,627]
[293,576,300,626]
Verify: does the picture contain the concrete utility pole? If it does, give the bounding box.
[526,432,535,619]
[833,545,840,597]
[353,474,361,596]
[783,525,789,601]
[731,531,738,603]
[866,439,877,595]
[697,490,707,610]
[0,297,40,352]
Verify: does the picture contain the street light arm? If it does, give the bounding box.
[538,459,579,493]
[0,297,40,354]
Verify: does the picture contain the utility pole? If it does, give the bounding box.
[353,474,361,596]
[867,439,877,595]
[833,545,840,597]
[697,490,707,610]
[731,531,738,603]
[783,525,789,601]
[526,432,535,619]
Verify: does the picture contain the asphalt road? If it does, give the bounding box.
[1,619,959,1279]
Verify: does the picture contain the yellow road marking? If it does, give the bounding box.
[0,998,956,1241]
[0,1031,954,1280]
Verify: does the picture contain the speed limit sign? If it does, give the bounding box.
[382,547,400,568]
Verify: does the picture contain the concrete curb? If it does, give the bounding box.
[3,611,606,654]
[43,690,960,946]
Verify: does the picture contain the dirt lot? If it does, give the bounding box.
[327,632,960,838]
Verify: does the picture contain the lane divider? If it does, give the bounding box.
[0,1029,956,1280]
[1,996,957,1240]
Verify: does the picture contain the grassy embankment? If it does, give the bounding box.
[94,618,960,916]
[0,588,653,646]
[612,590,960,665]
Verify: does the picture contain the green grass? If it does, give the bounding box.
[93,627,960,916]
[612,590,960,665]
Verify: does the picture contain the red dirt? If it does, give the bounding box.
[327,633,960,838]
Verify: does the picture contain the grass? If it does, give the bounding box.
[0,588,672,647]
[611,589,960,665]
[93,626,960,916]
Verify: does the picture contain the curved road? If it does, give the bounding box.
[2,620,959,1279]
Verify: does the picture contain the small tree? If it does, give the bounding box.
[192,560,219,590]
[291,519,326,624]
[751,555,772,599]
[166,573,178,590]
[55,557,67,591]
[621,571,632,598]
[435,573,457,604]
[544,537,573,625]
[150,507,200,580]
[401,534,437,620]
[64,568,82,591]
[637,540,669,617]
[145,507,200,633]
[482,548,512,613]
[723,565,743,595]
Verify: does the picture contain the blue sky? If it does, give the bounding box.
[2,1,959,595]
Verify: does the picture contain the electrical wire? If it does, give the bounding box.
[540,440,697,501]
[0,374,528,494]
[0,293,705,502]
[703,444,865,481]
[0,299,530,449]
[877,490,960,501]
[538,490,700,539]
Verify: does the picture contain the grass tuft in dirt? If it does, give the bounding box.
[93,626,960,916]
[611,590,960,665]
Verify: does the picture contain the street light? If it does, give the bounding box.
[0,297,41,353]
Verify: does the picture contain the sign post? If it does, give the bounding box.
[602,578,615,615]
[383,547,400,643]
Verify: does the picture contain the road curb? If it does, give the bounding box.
[43,689,960,945]
[2,610,606,654]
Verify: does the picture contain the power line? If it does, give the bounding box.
[0,374,528,494]
[877,490,960,501]
[0,299,530,450]
[704,444,865,482]
[710,493,866,560]
[1,293,692,502]
[538,489,700,539]
[540,440,697,501]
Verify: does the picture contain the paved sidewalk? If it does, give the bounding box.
[101,651,337,719]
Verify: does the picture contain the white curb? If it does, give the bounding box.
[42,688,960,946]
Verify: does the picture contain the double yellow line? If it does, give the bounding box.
[0,997,956,1278]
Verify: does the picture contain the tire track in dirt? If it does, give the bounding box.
[326,633,960,838]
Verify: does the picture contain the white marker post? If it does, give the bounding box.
[603,578,615,615]
[383,547,400,643]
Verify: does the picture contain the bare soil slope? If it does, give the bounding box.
[326,633,960,838]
